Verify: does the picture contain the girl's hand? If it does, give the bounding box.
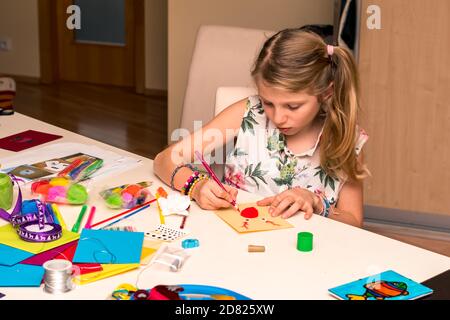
[191,179,238,210]
[256,188,323,219]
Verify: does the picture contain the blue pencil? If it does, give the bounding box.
[99,204,151,230]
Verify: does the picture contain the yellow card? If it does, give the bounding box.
[215,203,293,233]
[74,263,140,285]
[0,224,80,254]
[140,239,162,265]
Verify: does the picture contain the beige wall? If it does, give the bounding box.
[0,0,40,78]
[168,0,334,138]
[145,0,167,91]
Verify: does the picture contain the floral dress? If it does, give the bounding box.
[224,95,369,206]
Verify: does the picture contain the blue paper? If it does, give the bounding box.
[329,270,434,300]
[0,264,45,287]
[0,244,34,266]
[73,229,144,264]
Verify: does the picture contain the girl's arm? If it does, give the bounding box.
[153,98,247,192]
[331,153,365,228]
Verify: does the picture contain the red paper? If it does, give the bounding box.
[55,241,103,275]
[0,130,62,152]
[20,240,78,266]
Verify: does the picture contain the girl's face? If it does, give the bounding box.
[256,80,321,136]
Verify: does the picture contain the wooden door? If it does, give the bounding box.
[359,0,450,216]
[55,0,136,87]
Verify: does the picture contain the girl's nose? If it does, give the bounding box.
[273,108,287,126]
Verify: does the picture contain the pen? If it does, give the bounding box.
[84,206,96,229]
[194,151,240,212]
[72,204,87,233]
[52,204,67,230]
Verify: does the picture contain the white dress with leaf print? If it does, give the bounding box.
[224,95,368,206]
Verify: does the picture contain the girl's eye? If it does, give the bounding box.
[262,101,273,107]
[287,105,300,110]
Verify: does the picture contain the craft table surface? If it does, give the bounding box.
[1,113,449,300]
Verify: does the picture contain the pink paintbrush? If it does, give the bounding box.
[194,151,240,212]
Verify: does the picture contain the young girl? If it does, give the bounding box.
[154,28,369,228]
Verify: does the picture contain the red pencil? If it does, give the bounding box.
[90,198,157,229]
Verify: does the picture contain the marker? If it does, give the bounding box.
[155,187,167,225]
[52,204,67,230]
[71,205,87,233]
[84,206,96,229]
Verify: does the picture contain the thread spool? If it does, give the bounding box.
[248,245,265,253]
[43,259,74,294]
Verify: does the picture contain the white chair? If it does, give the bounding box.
[180,25,274,133]
[214,86,258,116]
[211,86,259,180]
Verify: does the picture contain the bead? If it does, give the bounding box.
[182,238,199,249]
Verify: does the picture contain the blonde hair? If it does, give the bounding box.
[251,28,369,182]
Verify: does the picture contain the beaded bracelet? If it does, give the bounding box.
[181,171,200,195]
[170,163,196,190]
[187,174,209,200]
[318,195,331,218]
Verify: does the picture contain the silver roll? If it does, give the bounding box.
[43,259,74,294]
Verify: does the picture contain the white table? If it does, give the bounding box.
[1,113,449,300]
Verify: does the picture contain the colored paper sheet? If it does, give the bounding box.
[53,241,103,275]
[74,263,140,285]
[0,224,80,254]
[73,229,144,264]
[0,130,62,152]
[0,244,34,266]
[140,239,162,265]
[0,264,45,287]
[20,240,78,266]
[215,203,293,233]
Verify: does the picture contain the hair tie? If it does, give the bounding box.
[327,45,334,56]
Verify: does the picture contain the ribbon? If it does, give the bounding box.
[0,174,62,242]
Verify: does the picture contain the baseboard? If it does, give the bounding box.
[0,73,40,84]
[144,88,167,98]
[364,205,450,234]
[364,221,450,242]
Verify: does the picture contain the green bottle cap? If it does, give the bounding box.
[0,173,13,210]
[297,232,313,252]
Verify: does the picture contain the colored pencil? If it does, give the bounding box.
[194,151,240,212]
[100,204,151,229]
[89,199,156,229]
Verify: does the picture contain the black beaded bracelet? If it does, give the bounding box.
[170,163,196,190]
